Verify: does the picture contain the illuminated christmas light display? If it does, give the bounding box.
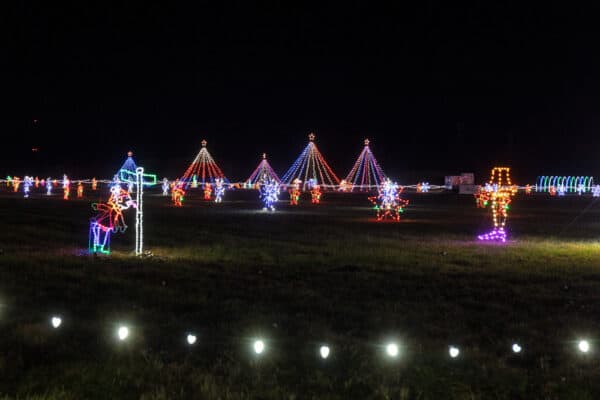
[92,178,97,191]
[172,183,185,207]
[119,167,157,255]
[34,177,40,188]
[281,133,340,190]
[46,177,52,195]
[246,153,281,186]
[549,186,557,196]
[214,178,225,203]
[537,176,593,193]
[260,179,280,211]
[203,183,212,200]
[162,178,169,196]
[289,178,301,205]
[63,175,70,200]
[557,184,566,196]
[89,185,136,254]
[338,179,351,192]
[474,167,517,242]
[310,182,322,204]
[23,176,33,198]
[77,181,84,198]
[180,139,227,188]
[525,184,532,195]
[593,185,600,197]
[192,175,198,188]
[417,182,430,193]
[368,178,409,221]
[344,139,386,191]
[6,176,12,187]
[577,183,585,195]
[13,177,21,192]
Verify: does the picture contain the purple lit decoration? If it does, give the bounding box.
[23,176,33,198]
[214,178,225,203]
[344,138,386,191]
[260,179,280,211]
[477,227,507,242]
[246,153,281,187]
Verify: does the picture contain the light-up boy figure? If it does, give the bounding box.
[474,167,517,242]
[89,186,136,254]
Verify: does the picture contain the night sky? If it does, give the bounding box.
[3,3,600,183]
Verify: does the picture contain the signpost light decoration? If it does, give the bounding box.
[368,178,409,221]
[119,167,157,256]
[260,179,280,211]
[474,167,517,242]
[344,138,386,191]
[281,133,340,190]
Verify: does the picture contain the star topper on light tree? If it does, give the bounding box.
[474,167,517,242]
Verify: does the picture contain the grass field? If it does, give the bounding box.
[1,189,600,399]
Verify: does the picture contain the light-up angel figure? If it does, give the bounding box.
[203,183,212,200]
[368,178,409,221]
[289,178,301,205]
[23,176,33,198]
[92,178,97,191]
[46,177,52,195]
[77,181,84,198]
[172,183,185,207]
[474,167,517,242]
[214,178,225,203]
[89,186,136,254]
[162,178,169,196]
[260,179,280,211]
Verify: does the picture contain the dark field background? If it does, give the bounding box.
[1,188,600,399]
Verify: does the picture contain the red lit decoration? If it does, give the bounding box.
[203,183,212,200]
[310,184,322,204]
[171,183,185,207]
[289,178,301,205]
[179,139,227,188]
[92,178,98,191]
[77,181,84,198]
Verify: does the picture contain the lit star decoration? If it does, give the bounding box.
[368,178,409,221]
[214,178,225,203]
[344,138,386,191]
[260,179,280,211]
[474,167,517,242]
[289,178,301,205]
[281,133,340,190]
[180,139,228,188]
[89,185,136,254]
[246,153,281,187]
[417,182,430,193]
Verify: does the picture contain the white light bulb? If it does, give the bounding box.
[117,326,129,341]
[51,316,62,329]
[512,343,522,353]
[319,345,330,359]
[578,340,590,353]
[449,346,460,358]
[253,340,265,354]
[386,343,399,357]
[187,334,197,345]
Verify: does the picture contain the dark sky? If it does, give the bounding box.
[3,2,600,182]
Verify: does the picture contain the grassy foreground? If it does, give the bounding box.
[1,189,600,399]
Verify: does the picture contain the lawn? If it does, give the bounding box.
[1,189,600,399]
